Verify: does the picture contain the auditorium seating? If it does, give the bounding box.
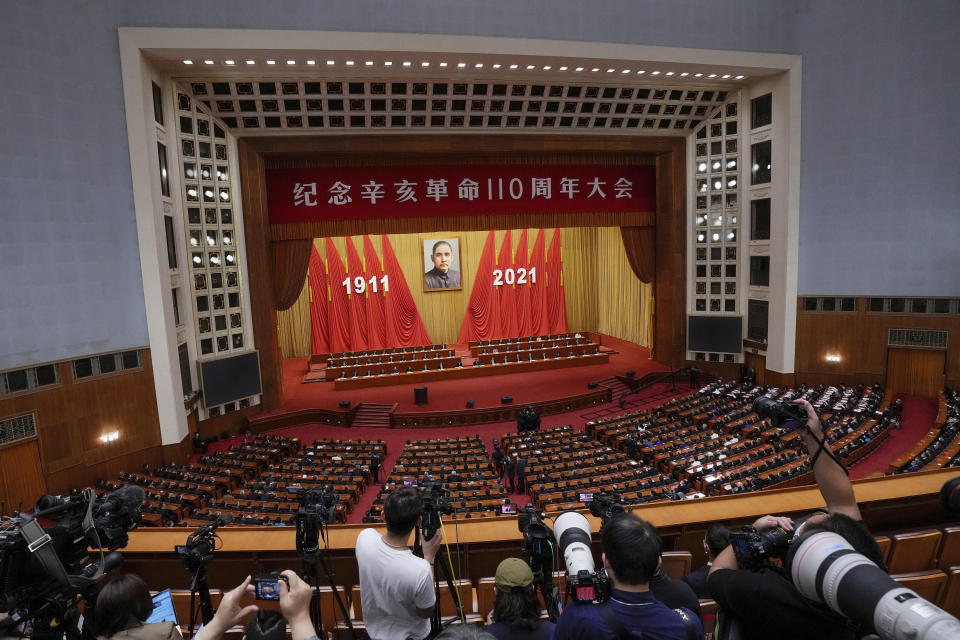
[891,569,948,603]
[894,389,960,472]
[887,529,943,574]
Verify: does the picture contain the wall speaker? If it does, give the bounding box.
[338,400,351,409]
[414,386,428,406]
[625,370,636,379]
[587,381,599,389]
[501,395,513,404]
[466,399,475,408]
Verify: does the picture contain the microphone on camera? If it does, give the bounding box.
[101,485,145,516]
[217,512,235,526]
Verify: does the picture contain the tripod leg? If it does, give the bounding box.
[314,553,357,640]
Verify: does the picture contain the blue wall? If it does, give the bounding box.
[1,0,957,370]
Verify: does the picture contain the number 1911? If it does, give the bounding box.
[342,275,390,295]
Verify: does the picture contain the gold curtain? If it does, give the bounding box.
[276,228,653,357]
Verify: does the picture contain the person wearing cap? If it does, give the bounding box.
[485,558,556,640]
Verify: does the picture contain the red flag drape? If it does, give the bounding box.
[497,230,520,338]
[363,236,387,350]
[381,235,431,346]
[547,229,569,334]
[529,229,550,335]
[457,230,500,343]
[325,238,351,352]
[307,245,329,354]
[344,237,368,351]
[514,229,532,337]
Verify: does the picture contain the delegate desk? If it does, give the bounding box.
[333,351,609,389]
[327,356,460,381]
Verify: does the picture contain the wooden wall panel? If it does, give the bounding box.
[795,299,959,391]
[886,348,946,397]
[277,227,653,354]
[0,350,163,498]
[0,440,45,513]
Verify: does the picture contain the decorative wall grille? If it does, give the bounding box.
[0,412,37,445]
[888,328,948,349]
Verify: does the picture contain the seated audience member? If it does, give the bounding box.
[435,626,498,639]
[708,399,885,640]
[553,513,702,640]
[486,558,556,640]
[683,523,731,599]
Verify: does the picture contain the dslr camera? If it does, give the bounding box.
[254,572,289,601]
[586,492,626,526]
[753,396,810,429]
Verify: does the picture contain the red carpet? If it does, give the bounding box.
[256,336,666,417]
[850,395,939,479]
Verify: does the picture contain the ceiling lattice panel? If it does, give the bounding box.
[181,78,731,135]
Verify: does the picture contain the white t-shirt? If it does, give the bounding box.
[356,528,434,640]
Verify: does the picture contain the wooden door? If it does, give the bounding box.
[0,439,46,514]
[744,352,766,386]
[886,348,946,397]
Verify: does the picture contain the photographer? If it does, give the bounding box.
[356,486,444,640]
[553,513,702,640]
[707,398,885,640]
[485,558,556,640]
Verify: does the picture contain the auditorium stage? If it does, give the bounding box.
[254,335,669,419]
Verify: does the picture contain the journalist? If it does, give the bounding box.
[707,398,885,640]
[356,485,444,640]
[553,513,703,640]
[485,557,556,640]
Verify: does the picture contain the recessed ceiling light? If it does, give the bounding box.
[526,65,535,70]
[679,72,688,77]
[591,67,600,72]
[346,60,355,66]
[475,63,484,68]
[384,61,393,66]
[651,71,660,75]
[458,62,467,68]
[326,60,335,66]
[266,60,276,65]
[694,73,703,77]
[439,62,447,67]
[421,61,430,67]
[246,59,255,65]
[306,60,316,65]
[203,60,214,65]
[722,74,731,79]
[224,60,235,65]
[182,60,193,65]
[665,71,674,76]
[365,60,374,66]
[708,74,717,78]
[621,69,630,74]
[636,70,645,74]
[559,66,567,71]
[402,61,411,67]
[606,68,614,73]
[543,65,552,70]
[735,75,745,79]
[575,67,584,72]
[286,60,296,65]
[509,64,518,69]
[492,63,501,69]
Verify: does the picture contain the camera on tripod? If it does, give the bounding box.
[176,513,233,572]
[421,483,453,542]
[586,491,626,526]
[516,505,561,621]
[0,487,142,639]
[752,396,809,429]
[292,485,339,564]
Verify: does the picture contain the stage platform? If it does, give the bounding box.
[249,335,671,430]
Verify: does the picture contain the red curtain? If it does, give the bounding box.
[363,235,387,350]
[344,237,368,351]
[307,245,329,354]
[620,226,656,284]
[547,229,568,333]
[271,239,312,311]
[457,230,500,343]
[514,229,532,337]
[497,230,520,338]
[325,238,351,352]
[529,229,550,335]
[381,235,432,346]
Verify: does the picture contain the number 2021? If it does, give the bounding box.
[492,267,536,287]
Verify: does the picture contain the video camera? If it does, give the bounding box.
[176,512,234,572]
[0,487,143,639]
[421,483,453,542]
[291,485,338,564]
[553,511,609,603]
[752,396,809,429]
[585,492,626,527]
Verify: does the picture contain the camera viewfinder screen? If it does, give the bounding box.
[578,492,594,503]
[256,580,280,600]
[501,504,516,514]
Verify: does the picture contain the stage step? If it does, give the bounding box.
[350,402,397,428]
[595,376,632,400]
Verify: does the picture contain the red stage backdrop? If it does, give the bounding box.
[266,164,656,223]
